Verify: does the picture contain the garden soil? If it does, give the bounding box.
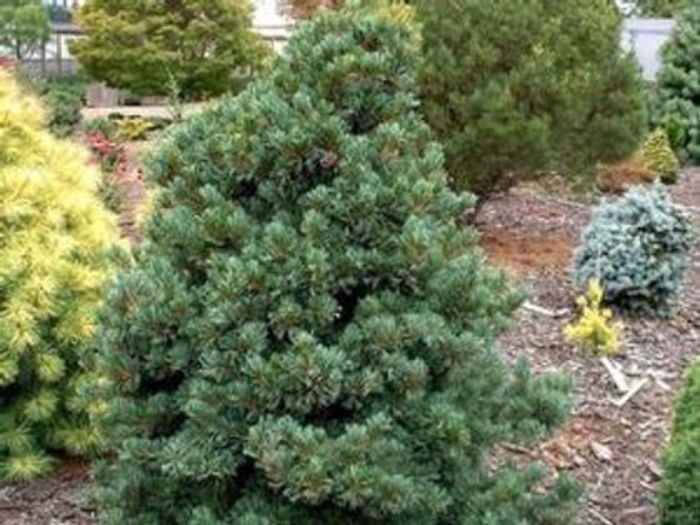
[3,170,699,524]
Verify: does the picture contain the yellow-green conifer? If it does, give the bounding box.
[642,128,681,184]
[0,70,123,480]
[564,279,623,355]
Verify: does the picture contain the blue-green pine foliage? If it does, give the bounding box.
[90,9,578,524]
[573,183,690,318]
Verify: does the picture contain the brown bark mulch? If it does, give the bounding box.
[480,170,700,525]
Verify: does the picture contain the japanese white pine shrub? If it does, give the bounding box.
[91,9,578,524]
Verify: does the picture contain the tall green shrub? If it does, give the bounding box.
[658,360,700,525]
[653,2,700,164]
[416,0,646,201]
[91,9,578,524]
[0,71,122,480]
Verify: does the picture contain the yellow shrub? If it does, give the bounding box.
[356,0,420,47]
[115,116,153,142]
[642,128,680,184]
[564,278,623,355]
[0,71,125,480]
[377,1,415,25]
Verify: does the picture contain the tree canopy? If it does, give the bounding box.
[0,0,49,60]
[70,0,271,100]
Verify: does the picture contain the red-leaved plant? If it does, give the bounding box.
[84,131,132,213]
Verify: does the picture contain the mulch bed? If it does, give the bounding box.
[480,170,700,525]
[0,459,95,525]
[3,171,699,524]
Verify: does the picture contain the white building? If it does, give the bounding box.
[621,18,676,81]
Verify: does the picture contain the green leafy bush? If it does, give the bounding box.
[40,77,86,137]
[658,360,700,525]
[84,117,117,140]
[90,9,579,524]
[70,0,271,101]
[0,70,121,480]
[642,128,680,184]
[652,3,700,164]
[573,183,691,318]
[114,117,153,141]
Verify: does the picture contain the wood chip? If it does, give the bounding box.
[588,507,614,525]
[654,376,673,392]
[590,441,613,462]
[646,460,663,480]
[600,357,630,393]
[611,377,650,407]
[500,442,531,455]
[521,301,568,317]
[619,505,655,518]
[640,480,656,491]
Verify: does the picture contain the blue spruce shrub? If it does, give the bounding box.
[573,183,690,318]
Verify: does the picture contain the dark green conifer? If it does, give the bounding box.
[416,0,646,201]
[92,8,578,524]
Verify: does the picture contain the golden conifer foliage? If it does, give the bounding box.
[564,279,623,355]
[374,0,415,25]
[0,71,123,480]
[642,128,680,185]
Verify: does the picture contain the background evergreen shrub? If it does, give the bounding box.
[37,75,87,138]
[573,183,690,318]
[91,9,578,524]
[652,2,700,164]
[416,0,646,201]
[70,0,271,101]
